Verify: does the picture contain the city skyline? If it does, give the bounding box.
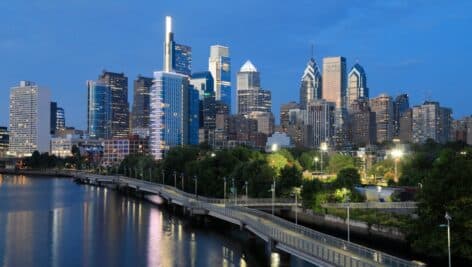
[1,1,471,129]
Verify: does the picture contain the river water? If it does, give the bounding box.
[0,175,313,267]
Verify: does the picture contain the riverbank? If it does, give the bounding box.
[0,168,80,177]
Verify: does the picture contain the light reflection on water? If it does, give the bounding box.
[0,174,314,267]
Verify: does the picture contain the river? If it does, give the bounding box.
[0,175,313,267]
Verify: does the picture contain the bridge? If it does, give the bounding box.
[74,172,425,267]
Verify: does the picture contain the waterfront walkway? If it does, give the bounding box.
[74,172,425,267]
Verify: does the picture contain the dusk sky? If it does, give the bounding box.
[1,0,471,129]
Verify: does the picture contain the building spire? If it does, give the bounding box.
[164,16,174,72]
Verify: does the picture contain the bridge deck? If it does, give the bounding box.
[75,173,425,267]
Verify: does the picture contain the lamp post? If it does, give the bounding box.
[223,177,227,205]
[391,148,404,183]
[232,178,237,205]
[313,156,319,172]
[161,170,165,185]
[291,191,299,224]
[441,212,452,267]
[181,172,184,191]
[194,175,198,198]
[320,142,328,173]
[149,168,152,182]
[346,196,351,242]
[245,181,248,202]
[173,171,177,188]
[271,178,276,216]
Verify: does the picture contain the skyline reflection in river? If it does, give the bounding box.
[0,175,313,267]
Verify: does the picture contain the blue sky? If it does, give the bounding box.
[1,0,471,129]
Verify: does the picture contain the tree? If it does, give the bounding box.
[327,154,355,174]
[409,147,472,260]
[278,165,302,196]
[266,153,289,176]
[334,167,361,189]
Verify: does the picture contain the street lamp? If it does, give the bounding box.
[223,177,227,205]
[173,171,177,188]
[313,156,319,172]
[441,212,452,267]
[271,143,279,152]
[194,175,198,198]
[232,178,237,205]
[245,181,248,201]
[391,148,404,183]
[181,172,184,191]
[346,196,351,242]
[271,178,276,216]
[320,142,328,173]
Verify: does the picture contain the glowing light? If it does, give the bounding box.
[391,149,404,159]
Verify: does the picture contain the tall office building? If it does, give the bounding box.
[190,71,216,143]
[412,101,451,143]
[209,45,231,109]
[399,109,413,143]
[0,127,9,158]
[393,94,409,137]
[322,57,348,147]
[8,81,50,157]
[98,71,129,138]
[50,102,57,135]
[237,60,271,115]
[163,16,192,76]
[306,100,335,147]
[56,107,65,130]
[439,107,452,143]
[349,99,376,146]
[131,75,153,137]
[347,63,368,110]
[299,58,322,108]
[280,102,300,133]
[322,57,347,109]
[87,80,112,139]
[370,94,394,143]
[150,17,199,160]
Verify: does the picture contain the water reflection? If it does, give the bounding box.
[0,175,314,267]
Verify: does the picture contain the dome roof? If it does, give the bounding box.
[240,60,258,72]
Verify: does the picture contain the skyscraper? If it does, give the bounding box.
[322,57,347,109]
[173,43,192,76]
[163,16,192,76]
[8,81,50,157]
[306,99,336,147]
[98,71,129,138]
[299,58,322,108]
[50,102,57,135]
[280,102,300,133]
[87,80,112,139]
[150,16,199,159]
[209,45,231,109]
[56,107,65,130]
[190,71,216,144]
[370,94,394,143]
[393,94,409,137]
[349,99,376,146]
[237,60,271,115]
[0,127,8,158]
[131,75,153,136]
[347,63,368,110]
[322,57,348,148]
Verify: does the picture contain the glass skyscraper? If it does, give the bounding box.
[56,107,65,130]
[173,43,192,76]
[209,45,231,110]
[87,80,112,139]
[98,71,129,138]
[299,58,322,108]
[347,63,368,110]
[131,75,153,136]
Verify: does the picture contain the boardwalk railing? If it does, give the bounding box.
[76,173,426,267]
[321,202,418,209]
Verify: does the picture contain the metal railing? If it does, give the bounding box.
[321,202,418,209]
[76,173,425,267]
